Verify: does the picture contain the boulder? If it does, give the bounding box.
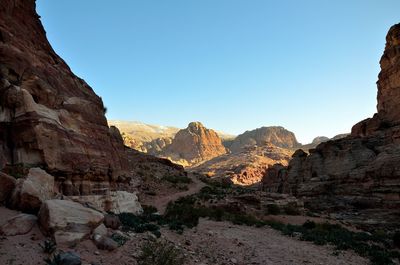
[10,168,54,213]
[38,200,104,245]
[69,191,142,214]
[58,252,81,265]
[92,234,118,251]
[0,172,16,204]
[93,224,108,237]
[0,213,37,236]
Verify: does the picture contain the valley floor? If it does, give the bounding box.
[0,207,369,265]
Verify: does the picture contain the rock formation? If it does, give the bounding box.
[109,120,179,152]
[0,0,192,246]
[262,23,400,229]
[227,126,300,153]
[0,0,133,195]
[300,134,349,151]
[162,122,227,167]
[193,144,293,185]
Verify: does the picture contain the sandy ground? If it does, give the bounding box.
[0,205,369,265]
[0,175,369,265]
[141,173,206,214]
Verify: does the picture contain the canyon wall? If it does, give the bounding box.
[263,23,400,228]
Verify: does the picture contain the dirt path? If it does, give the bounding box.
[151,173,206,214]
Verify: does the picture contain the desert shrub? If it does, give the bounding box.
[138,240,185,265]
[394,231,400,248]
[111,233,129,247]
[266,204,281,215]
[118,212,161,235]
[164,196,200,229]
[283,202,300,215]
[142,205,158,216]
[162,175,192,184]
[267,221,399,265]
[44,254,61,265]
[39,239,57,254]
[302,220,316,230]
[145,191,157,196]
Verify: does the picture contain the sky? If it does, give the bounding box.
[36,0,400,144]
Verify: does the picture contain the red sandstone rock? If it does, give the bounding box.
[0,0,130,191]
[162,122,227,167]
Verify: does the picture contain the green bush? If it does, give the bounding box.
[39,240,57,254]
[283,203,300,215]
[44,254,61,265]
[162,175,192,184]
[118,212,161,234]
[302,220,316,230]
[394,231,400,248]
[111,233,128,247]
[266,204,281,215]
[138,240,185,265]
[267,221,399,265]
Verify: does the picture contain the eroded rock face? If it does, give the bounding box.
[163,122,227,167]
[0,0,130,191]
[263,24,400,229]
[0,213,37,236]
[0,172,15,203]
[227,126,300,153]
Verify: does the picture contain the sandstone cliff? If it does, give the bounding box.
[262,23,400,229]
[0,0,185,202]
[162,122,227,167]
[227,126,300,153]
[0,0,131,185]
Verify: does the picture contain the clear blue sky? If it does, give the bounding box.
[36,0,400,144]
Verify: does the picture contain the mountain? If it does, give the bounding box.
[226,126,300,153]
[193,143,293,185]
[108,120,235,153]
[161,122,227,167]
[263,23,400,229]
[108,120,179,152]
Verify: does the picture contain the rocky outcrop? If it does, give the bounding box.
[0,0,132,196]
[69,191,142,215]
[0,172,15,204]
[262,23,400,229]
[0,213,37,236]
[227,126,300,153]
[193,144,293,185]
[300,134,349,151]
[39,199,104,246]
[162,122,227,167]
[10,168,54,213]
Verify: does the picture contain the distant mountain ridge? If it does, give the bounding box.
[110,119,350,184]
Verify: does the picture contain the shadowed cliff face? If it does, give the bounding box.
[263,23,400,229]
[0,0,129,185]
